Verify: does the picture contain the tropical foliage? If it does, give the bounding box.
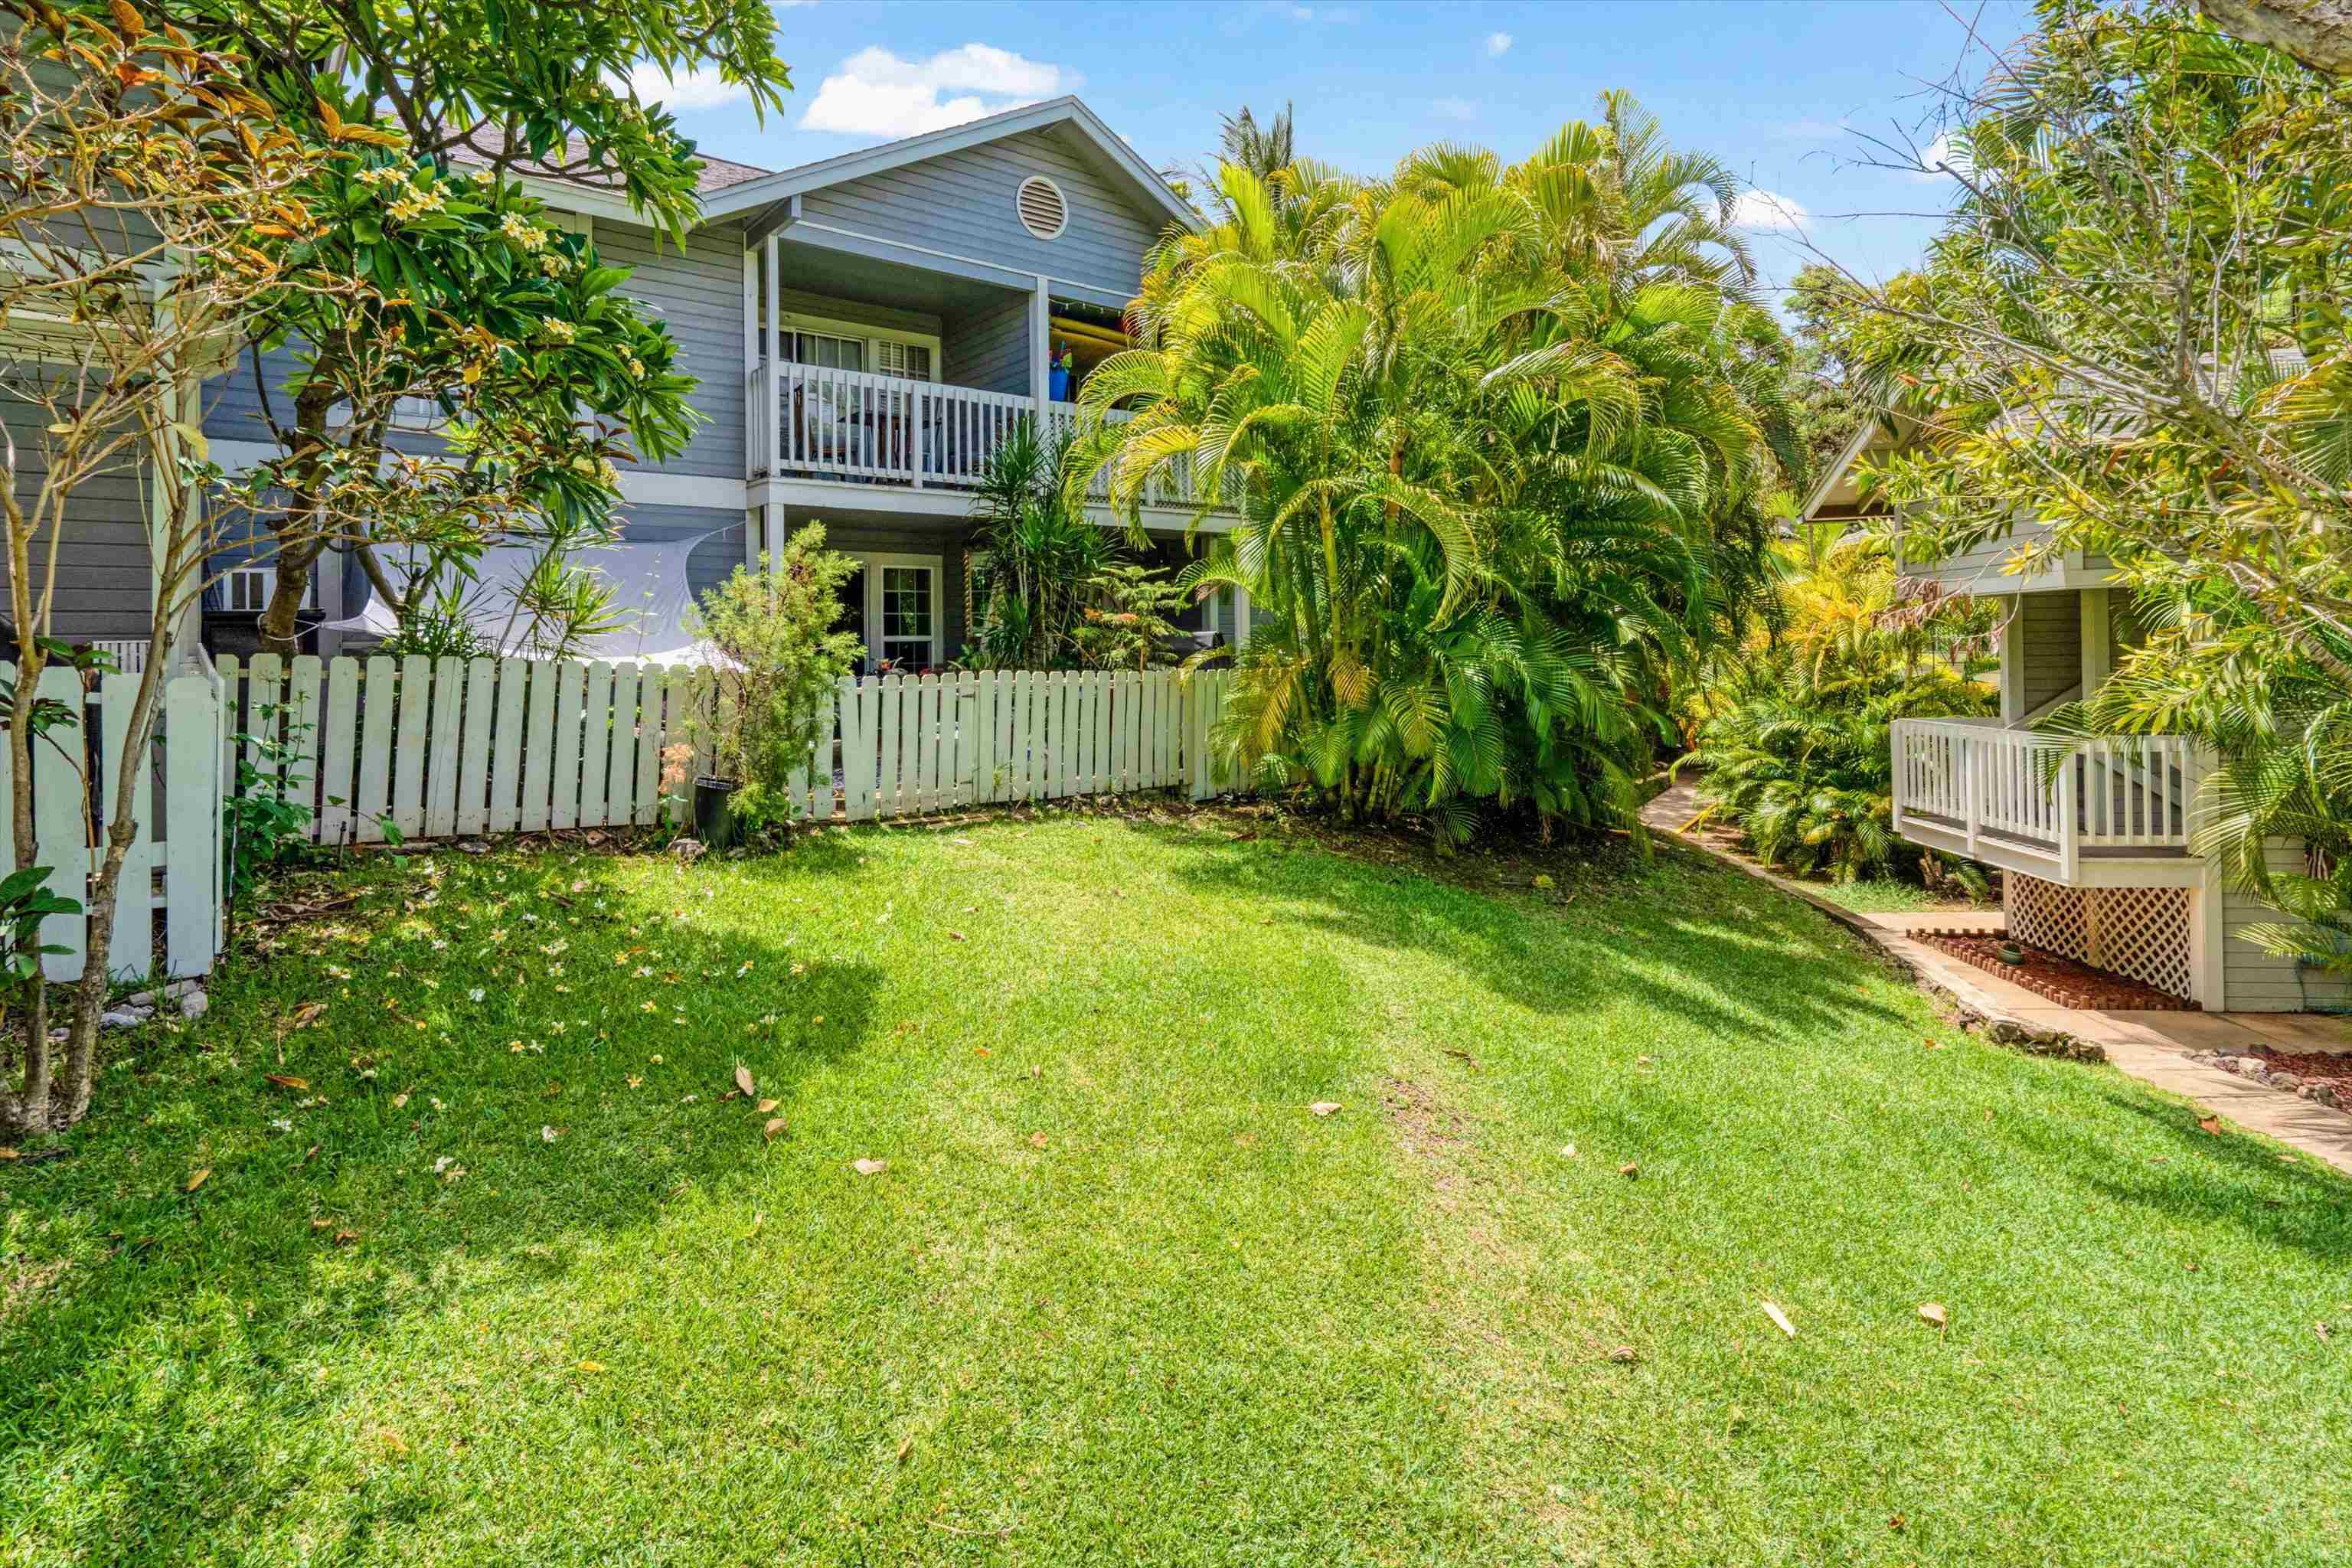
[1687,525,1996,888]
[1073,564,1191,672]
[964,423,1114,669]
[1826,0,2352,972]
[1071,96,1795,841]
[689,526,863,836]
[142,0,793,653]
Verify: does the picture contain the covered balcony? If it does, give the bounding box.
[1890,717,2205,884]
[745,361,1232,511]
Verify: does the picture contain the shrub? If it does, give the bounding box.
[689,524,862,835]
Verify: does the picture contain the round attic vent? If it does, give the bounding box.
[1015,175,1068,240]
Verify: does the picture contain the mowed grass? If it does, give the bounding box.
[3,810,2348,1566]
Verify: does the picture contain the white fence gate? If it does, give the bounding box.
[220,656,1240,847]
[0,663,226,982]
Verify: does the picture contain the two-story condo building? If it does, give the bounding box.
[15,96,1243,674]
[1805,420,2347,1015]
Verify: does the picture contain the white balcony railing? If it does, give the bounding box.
[746,362,1238,511]
[1891,718,2202,878]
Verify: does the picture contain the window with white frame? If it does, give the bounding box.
[224,562,319,612]
[852,554,942,670]
[768,309,942,384]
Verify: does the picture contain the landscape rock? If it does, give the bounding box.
[2271,1073,2302,1092]
[180,989,208,1019]
[125,979,200,1007]
[99,1009,145,1030]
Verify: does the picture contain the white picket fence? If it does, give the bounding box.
[220,655,1240,845]
[0,662,227,982]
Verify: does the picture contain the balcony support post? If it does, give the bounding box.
[1028,273,1050,420]
[1961,731,1980,858]
[763,232,782,514]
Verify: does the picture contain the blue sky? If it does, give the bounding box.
[642,0,2035,302]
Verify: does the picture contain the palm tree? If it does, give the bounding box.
[1067,105,1798,838]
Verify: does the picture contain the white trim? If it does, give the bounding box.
[2079,586,2112,696]
[756,475,1233,532]
[616,470,746,509]
[1015,175,1070,240]
[2193,861,2227,1009]
[511,175,642,227]
[858,551,945,670]
[1998,595,2025,726]
[701,96,1197,230]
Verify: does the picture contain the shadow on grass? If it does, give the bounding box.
[0,841,883,1563]
[1136,816,1914,1047]
[2011,1083,2352,1262]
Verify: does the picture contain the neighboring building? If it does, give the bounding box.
[1805,420,2347,1014]
[15,96,1247,671]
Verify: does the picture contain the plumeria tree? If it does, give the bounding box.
[159,0,794,652]
[0,1,368,1133]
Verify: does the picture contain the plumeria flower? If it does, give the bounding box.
[468,988,485,1003]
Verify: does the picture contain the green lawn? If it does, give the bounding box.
[4,810,2347,1565]
[1798,875,1981,914]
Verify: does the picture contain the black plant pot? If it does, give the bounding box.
[693,776,742,850]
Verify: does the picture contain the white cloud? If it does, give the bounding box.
[1485,31,1514,57]
[1432,97,1479,122]
[1727,189,1809,233]
[612,62,753,112]
[1286,4,1360,21]
[799,44,1078,137]
[1909,132,1968,181]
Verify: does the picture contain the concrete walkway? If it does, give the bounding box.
[1643,778,2352,1174]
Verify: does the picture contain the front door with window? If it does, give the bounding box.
[858,555,940,672]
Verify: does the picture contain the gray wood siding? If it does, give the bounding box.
[0,379,153,640]
[203,340,303,447]
[2017,591,2081,712]
[2223,841,2352,1011]
[944,294,1031,395]
[798,129,1165,297]
[1897,511,2060,593]
[596,219,747,479]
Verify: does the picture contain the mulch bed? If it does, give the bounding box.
[1915,929,2201,1013]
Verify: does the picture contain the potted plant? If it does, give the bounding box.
[1048,341,1074,403]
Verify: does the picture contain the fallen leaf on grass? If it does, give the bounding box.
[1028,1132,1048,1149]
[897,1433,914,1464]
[734,1064,756,1097]
[185,1167,211,1192]
[1619,1161,1638,1178]
[378,1430,408,1455]
[1917,1302,1949,1330]
[577,1360,606,1374]
[2318,1322,2331,1342]
[763,1117,788,1142]
[541,1125,562,1142]
[1606,1345,1639,1364]
[264,1073,309,1091]
[283,1002,326,1031]
[756,1098,779,1113]
[1761,1301,1796,1338]
[2198,1116,2222,1135]
[1308,1101,1341,1117]
[851,1158,887,1176]
[948,930,966,942]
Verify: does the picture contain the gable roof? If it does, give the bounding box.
[446,128,775,197]
[701,96,1197,232]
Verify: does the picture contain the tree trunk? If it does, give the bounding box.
[2200,0,2352,74]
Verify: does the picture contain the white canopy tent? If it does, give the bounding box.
[322,531,727,665]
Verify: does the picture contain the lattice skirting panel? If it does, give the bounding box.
[2007,875,2197,1002]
